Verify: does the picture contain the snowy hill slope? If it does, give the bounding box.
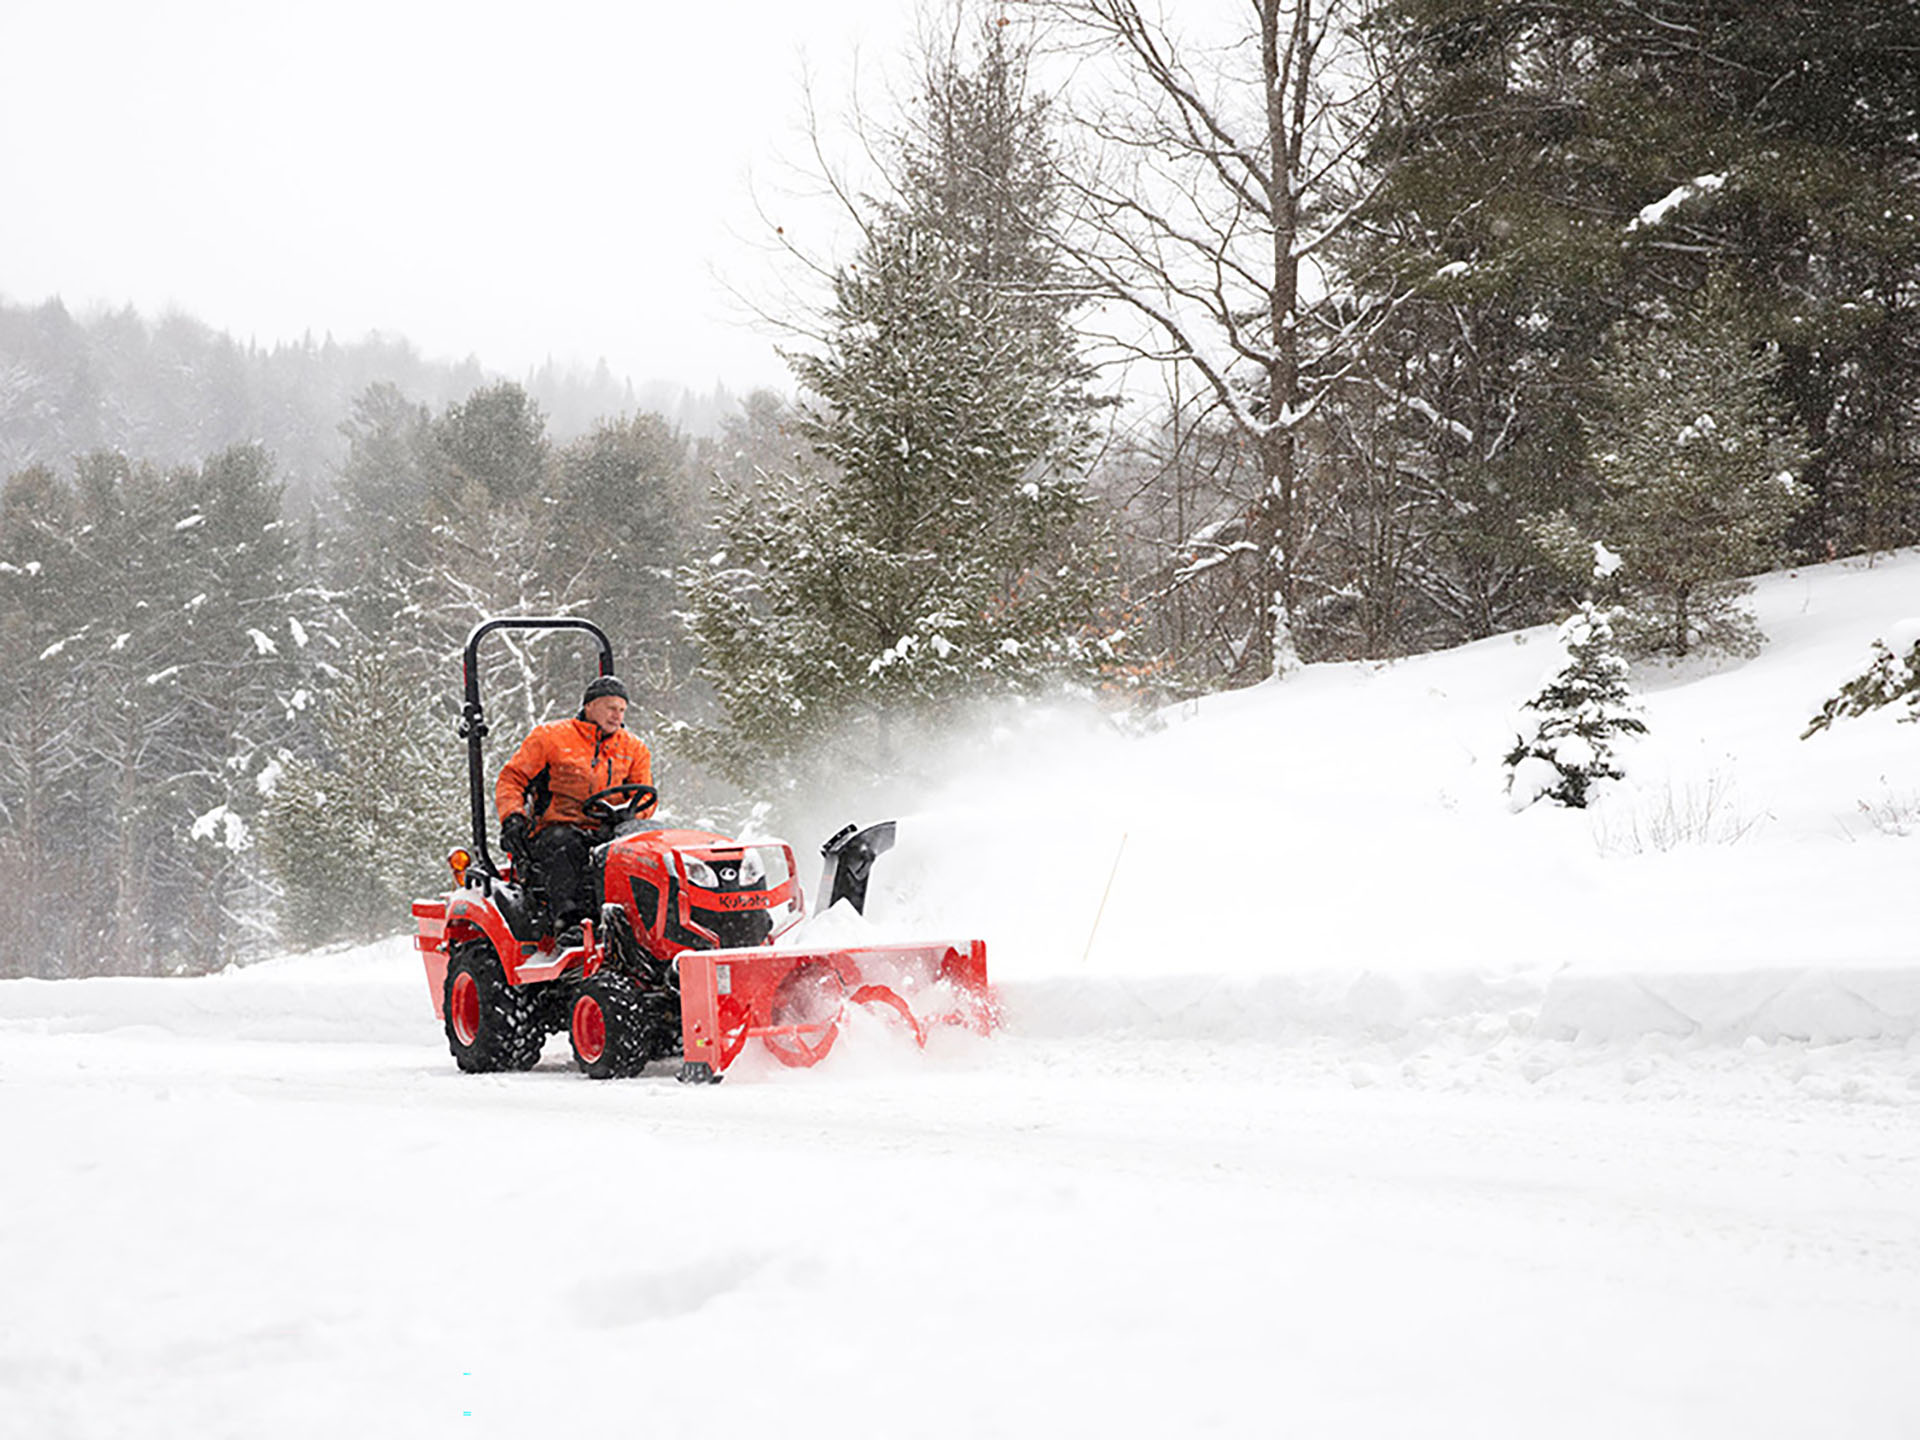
[854,548,1920,1049]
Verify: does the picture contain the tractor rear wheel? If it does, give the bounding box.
[443,940,544,1073]
[569,972,653,1079]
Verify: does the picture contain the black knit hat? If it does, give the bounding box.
[582,674,629,705]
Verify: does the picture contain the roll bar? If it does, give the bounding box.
[457,616,614,876]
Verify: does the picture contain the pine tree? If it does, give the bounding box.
[328,381,435,644]
[138,444,311,971]
[411,382,575,737]
[260,652,465,946]
[1506,603,1647,809]
[427,380,551,512]
[684,22,1108,782]
[1365,0,1920,572]
[0,445,323,976]
[687,225,1106,781]
[540,414,698,708]
[0,465,91,975]
[1588,288,1808,657]
[63,451,181,976]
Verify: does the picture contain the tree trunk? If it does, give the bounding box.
[1260,0,1307,679]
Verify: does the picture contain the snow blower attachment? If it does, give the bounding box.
[410,616,995,1082]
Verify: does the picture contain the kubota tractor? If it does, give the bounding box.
[410,617,994,1082]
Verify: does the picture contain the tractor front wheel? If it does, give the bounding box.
[444,940,544,1073]
[569,973,653,1079]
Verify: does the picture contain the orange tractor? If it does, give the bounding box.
[411,617,994,1081]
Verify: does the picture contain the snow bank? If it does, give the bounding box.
[1537,964,1920,1045]
[0,940,427,1046]
[999,962,1920,1050]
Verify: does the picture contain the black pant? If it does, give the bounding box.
[529,824,598,926]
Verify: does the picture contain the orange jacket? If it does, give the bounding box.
[495,717,654,832]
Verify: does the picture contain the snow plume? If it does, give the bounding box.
[713,687,1132,946]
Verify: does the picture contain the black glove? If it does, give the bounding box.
[500,813,531,852]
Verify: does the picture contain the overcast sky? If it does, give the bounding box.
[2,0,927,396]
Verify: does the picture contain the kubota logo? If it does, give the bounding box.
[706,892,768,910]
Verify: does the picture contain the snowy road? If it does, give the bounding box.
[5,959,1917,1439]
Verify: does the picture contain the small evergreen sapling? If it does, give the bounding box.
[1506,605,1648,809]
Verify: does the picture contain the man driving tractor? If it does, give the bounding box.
[496,674,654,947]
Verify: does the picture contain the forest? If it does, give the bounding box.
[1,0,1914,977]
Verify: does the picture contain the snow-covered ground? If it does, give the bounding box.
[5,554,1918,1438]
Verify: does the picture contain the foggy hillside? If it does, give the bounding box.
[0,295,746,509]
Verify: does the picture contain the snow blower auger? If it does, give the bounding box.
[409,616,995,1083]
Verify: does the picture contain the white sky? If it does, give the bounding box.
[0,0,927,396]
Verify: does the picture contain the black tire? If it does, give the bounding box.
[443,939,545,1073]
[569,971,654,1079]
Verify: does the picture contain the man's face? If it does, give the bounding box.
[584,696,628,735]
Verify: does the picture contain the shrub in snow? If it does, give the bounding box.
[1506,605,1647,810]
[1588,770,1765,853]
[1802,623,1920,738]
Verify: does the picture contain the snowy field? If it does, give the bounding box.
[5,553,1919,1438]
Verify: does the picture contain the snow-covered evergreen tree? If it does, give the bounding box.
[260,652,464,947]
[1588,286,1808,657]
[0,464,91,976]
[0,445,324,975]
[1802,624,1920,738]
[683,23,1109,783]
[541,413,698,709]
[1506,604,1647,810]
[158,443,311,970]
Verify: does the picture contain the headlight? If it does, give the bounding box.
[739,848,767,886]
[682,856,720,889]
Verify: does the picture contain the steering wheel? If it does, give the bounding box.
[582,783,659,826]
